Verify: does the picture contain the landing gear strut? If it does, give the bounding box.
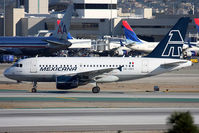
[92,83,100,93]
[32,81,37,93]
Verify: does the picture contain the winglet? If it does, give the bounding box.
[146,17,190,59]
[122,20,142,43]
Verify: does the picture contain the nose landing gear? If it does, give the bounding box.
[31,81,37,93]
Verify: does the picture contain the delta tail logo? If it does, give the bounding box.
[57,22,67,35]
[162,30,183,57]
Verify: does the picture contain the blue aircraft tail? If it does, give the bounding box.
[122,20,142,43]
[146,17,190,59]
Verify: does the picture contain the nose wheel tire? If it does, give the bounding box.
[92,86,100,93]
[31,88,37,93]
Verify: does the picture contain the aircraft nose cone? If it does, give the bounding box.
[4,68,11,78]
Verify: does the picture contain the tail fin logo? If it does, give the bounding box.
[162,30,183,57]
[57,22,67,35]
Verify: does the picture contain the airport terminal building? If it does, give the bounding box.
[1,0,198,41]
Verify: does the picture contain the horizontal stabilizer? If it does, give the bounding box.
[160,61,188,68]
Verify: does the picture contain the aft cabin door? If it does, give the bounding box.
[141,60,149,73]
[30,59,37,73]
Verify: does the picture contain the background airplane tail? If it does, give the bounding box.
[146,17,190,59]
[194,18,199,33]
[122,20,142,43]
[52,5,73,40]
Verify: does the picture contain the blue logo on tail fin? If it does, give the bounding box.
[146,17,190,59]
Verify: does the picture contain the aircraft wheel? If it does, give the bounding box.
[92,86,100,93]
[31,88,37,93]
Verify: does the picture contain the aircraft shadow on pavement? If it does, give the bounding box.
[32,90,124,94]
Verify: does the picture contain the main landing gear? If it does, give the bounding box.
[31,81,37,93]
[92,83,100,93]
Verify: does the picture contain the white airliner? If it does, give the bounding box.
[4,17,192,93]
[122,20,158,53]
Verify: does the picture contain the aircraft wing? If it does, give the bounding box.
[44,39,72,48]
[160,61,188,68]
[0,48,7,54]
[63,66,123,82]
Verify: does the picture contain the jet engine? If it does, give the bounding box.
[115,49,128,56]
[184,51,198,57]
[56,75,79,89]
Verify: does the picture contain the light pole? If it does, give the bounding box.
[110,0,112,37]
[4,0,5,36]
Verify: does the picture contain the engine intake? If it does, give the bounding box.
[56,75,79,90]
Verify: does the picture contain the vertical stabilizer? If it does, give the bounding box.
[194,18,199,33]
[146,17,190,59]
[122,21,142,43]
[52,5,73,40]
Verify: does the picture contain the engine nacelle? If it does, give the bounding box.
[56,75,79,90]
[184,51,197,57]
[116,49,127,56]
[94,75,119,83]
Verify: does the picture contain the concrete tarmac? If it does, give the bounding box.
[0,108,199,132]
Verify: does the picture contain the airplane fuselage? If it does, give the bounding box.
[0,36,69,56]
[4,57,192,84]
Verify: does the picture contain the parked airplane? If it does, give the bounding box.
[183,40,199,57]
[4,17,192,93]
[56,20,92,49]
[122,20,158,53]
[123,20,199,57]
[0,5,73,56]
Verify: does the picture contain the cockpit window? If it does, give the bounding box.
[12,63,22,67]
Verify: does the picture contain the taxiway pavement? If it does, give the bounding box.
[0,108,199,132]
